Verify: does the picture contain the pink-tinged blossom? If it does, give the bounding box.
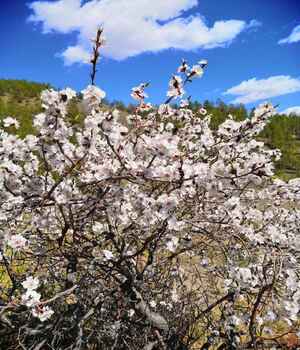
[167,75,184,98]
[40,89,60,110]
[158,103,174,116]
[22,290,41,307]
[3,117,20,129]
[190,65,204,77]
[131,83,148,101]
[177,59,189,73]
[199,107,207,115]
[6,234,27,250]
[138,102,152,112]
[166,236,179,253]
[82,85,106,102]
[81,85,106,112]
[32,306,54,322]
[102,250,114,260]
[60,87,77,101]
[22,276,39,291]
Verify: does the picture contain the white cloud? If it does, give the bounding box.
[278,24,300,44]
[224,76,300,104]
[28,0,254,63]
[281,106,300,116]
[61,45,91,66]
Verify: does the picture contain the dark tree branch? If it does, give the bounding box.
[90,27,104,85]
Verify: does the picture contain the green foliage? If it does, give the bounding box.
[0,79,50,100]
[260,114,300,178]
[0,79,50,137]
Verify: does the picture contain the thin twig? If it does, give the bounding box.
[90,28,104,85]
[39,285,78,306]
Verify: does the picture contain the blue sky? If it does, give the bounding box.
[1,0,299,113]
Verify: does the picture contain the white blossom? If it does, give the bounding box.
[166,237,179,253]
[102,250,114,260]
[167,75,184,98]
[3,117,20,129]
[32,306,54,322]
[6,234,27,250]
[22,290,41,307]
[131,83,148,101]
[199,107,207,115]
[22,276,39,291]
[81,85,106,110]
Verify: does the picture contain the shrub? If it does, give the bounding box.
[0,31,299,349]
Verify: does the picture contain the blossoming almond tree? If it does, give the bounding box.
[0,29,299,349]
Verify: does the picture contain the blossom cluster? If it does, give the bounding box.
[0,58,299,349]
[167,58,208,100]
[21,276,54,322]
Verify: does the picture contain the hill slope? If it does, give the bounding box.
[0,79,50,100]
[0,79,50,136]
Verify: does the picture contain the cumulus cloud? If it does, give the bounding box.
[224,76,300,104]
[281,106,300,116]
[278,24,300,44]
[28,0,254,63]
[61,45,91,66]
